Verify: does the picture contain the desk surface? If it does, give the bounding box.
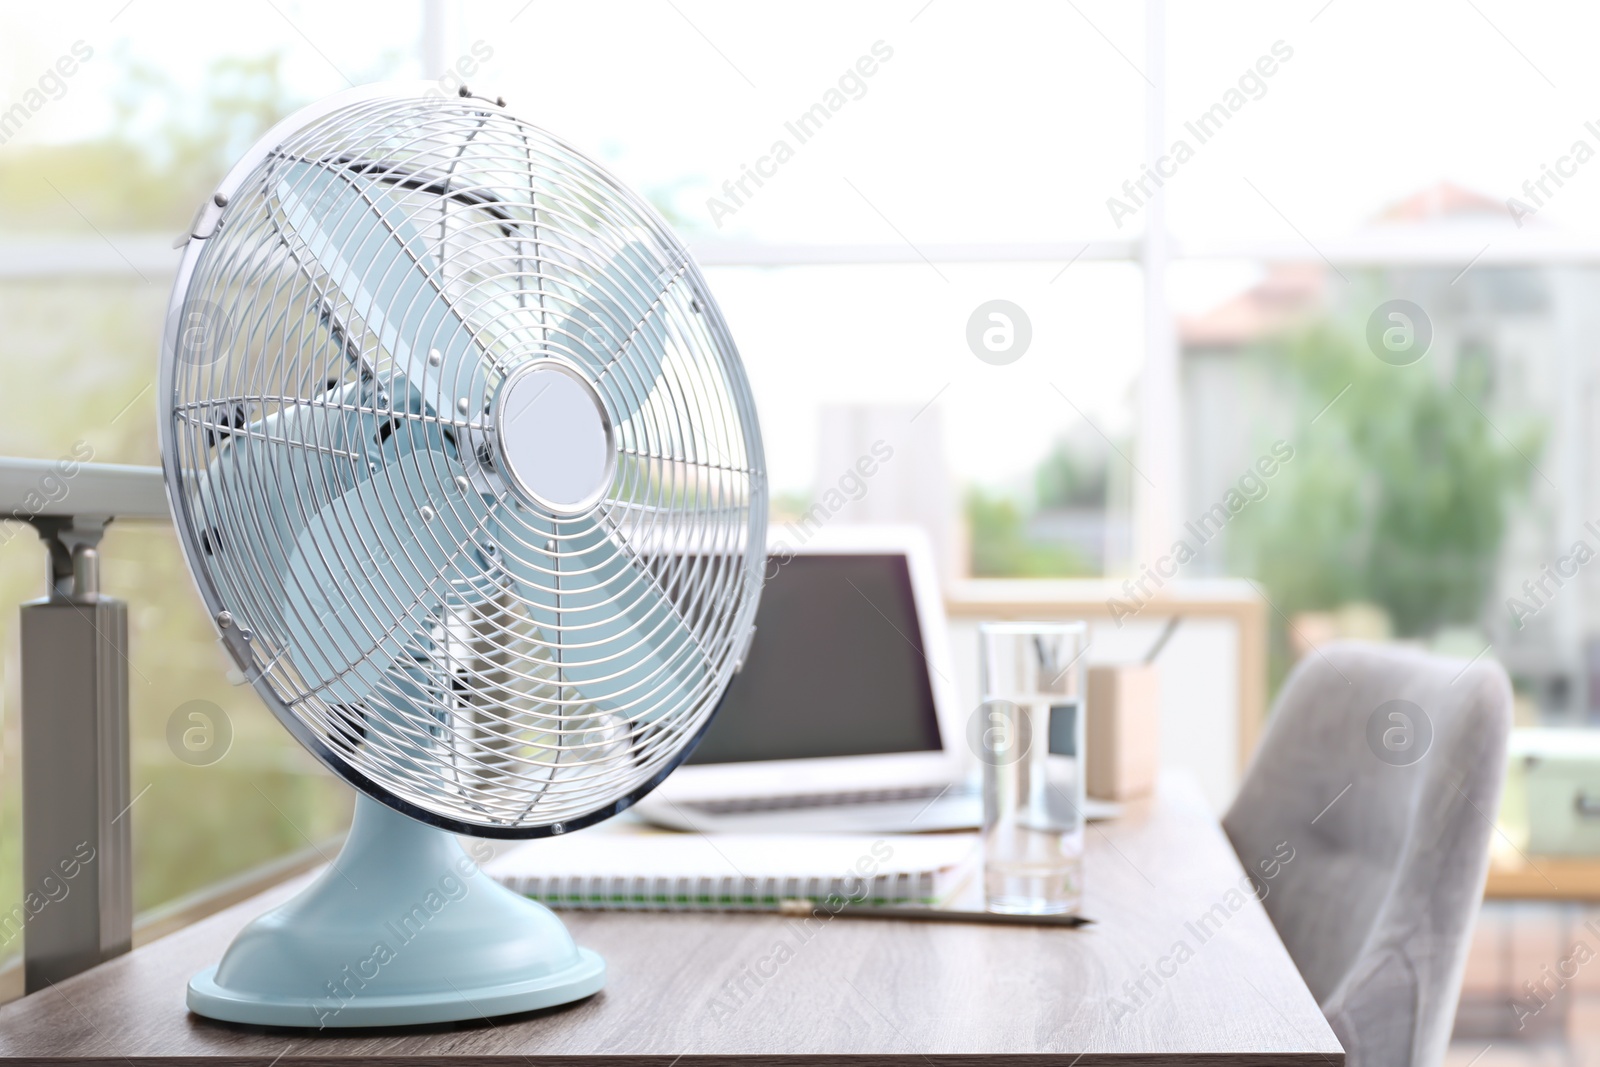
[0,774,1341,1065]
[1486,852,1600,900]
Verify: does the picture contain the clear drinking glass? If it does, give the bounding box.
[977,621,1088,915]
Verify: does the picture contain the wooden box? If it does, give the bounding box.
[1086,664,1161,800]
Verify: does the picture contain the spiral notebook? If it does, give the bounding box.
[486,826,979,911]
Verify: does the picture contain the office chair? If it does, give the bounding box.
[1223,640,1511,1067]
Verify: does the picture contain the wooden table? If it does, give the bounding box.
[0,774,1341,1064]
[1485,852,1600,901]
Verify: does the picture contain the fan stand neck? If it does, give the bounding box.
[186,793,604,1028]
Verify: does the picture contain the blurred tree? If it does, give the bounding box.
[1232,321,1541,637]
[1034,440,1107,510]
[0,49,336,960]
[966,489,1091,578]
[769,489,813,525]
[0,51,298,232]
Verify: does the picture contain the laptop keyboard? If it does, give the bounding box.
[683,782,975,815]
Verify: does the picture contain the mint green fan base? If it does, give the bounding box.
[187,794,604,1027]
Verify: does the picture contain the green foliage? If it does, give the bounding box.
[1034,439,1107,510]
[966,489,1092,578]
[0,52,300,232]
[1232,321,1542,636]
[769,489,813,522]
[643,178,704,233]
[0,51,336,964]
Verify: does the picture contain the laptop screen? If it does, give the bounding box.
[685,552,944,764]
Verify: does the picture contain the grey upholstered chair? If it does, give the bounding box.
[1223,641,1512,1067]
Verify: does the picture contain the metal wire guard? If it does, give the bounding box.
[162,91,766,835]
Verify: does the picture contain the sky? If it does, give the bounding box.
[3,0,1597,496]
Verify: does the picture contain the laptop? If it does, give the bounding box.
[637,525,1114,834]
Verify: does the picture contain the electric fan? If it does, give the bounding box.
[159,83,766,1026]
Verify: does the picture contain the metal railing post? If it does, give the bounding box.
[0,457,167,991]
[19,517,132,991]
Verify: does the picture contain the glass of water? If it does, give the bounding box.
[977,621,1088,916]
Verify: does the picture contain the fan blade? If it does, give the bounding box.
[542,240,682,424]
[189,376,468,653]
[272,164,716,750]
[493,510,712,727]
[273,162,492,419]
[191,385,368,584]
[276,164,683,429]
[279,448,493,704]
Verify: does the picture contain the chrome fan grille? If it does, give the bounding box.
[161,90,766,836]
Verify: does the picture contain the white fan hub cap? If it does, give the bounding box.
[492,361,615,515]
